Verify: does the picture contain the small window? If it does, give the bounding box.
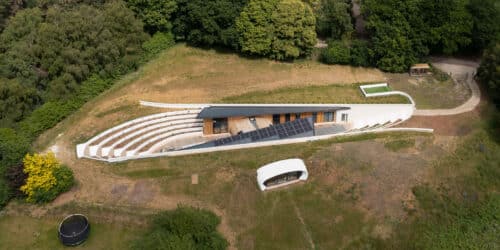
[312,112,318,123]
[213,118,228,134]
[295,113,301,119]
[341,113,348,122]
[324,112,334,122]
[272,114,281,124]
[285,113,291,122]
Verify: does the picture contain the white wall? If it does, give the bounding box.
[338,104,414,129]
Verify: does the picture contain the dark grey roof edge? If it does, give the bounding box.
[197,106,350,119]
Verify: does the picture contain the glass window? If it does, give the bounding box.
[295,113,301,119]
[285,113,291,122]
[324,112,334,122]
[213,118,228,134]
[341,113,348,122]
[273,114,280,125]
[312,112,318,123]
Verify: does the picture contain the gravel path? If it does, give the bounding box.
[414,57,481,116]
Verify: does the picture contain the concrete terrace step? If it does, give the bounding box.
[77,109,201,158]
[100,119,202,157]
[111,123,203,157]
[128,127,203,156]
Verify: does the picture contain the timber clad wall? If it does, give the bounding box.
[203,119,213,135]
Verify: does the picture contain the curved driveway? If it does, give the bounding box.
[413,58,481,116]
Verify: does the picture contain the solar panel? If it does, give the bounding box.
[211,118,314,146]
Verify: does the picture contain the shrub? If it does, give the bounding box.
[0,128,30,171]
[142,32,175,60]
[320,40,350,64]
[20,152,74,203]
[133,206,228,250]
[350,39,374,67]
[0,178,10,208]
[4,163,27,198]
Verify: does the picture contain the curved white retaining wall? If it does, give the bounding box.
[87,127,433,162]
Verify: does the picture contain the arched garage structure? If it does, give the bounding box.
[257,159,308,191]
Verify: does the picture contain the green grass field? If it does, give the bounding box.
[363,85,391,94]
[20,44,496,250]
[220,84,408,104]
[0,215,143,250]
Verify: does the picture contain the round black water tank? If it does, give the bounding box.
[58,214,90,246]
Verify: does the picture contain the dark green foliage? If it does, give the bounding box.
[30,165,74,203]
[0,1,147,117]
[363,0,419,72]
[18,76,113,140]
[478,43,500,106]
[236,0,317,60]
[0,177,9,208]
[133,206,228,250]
[467,0,500,51]
[0,0,10,31]
[349,39,373,67]
[52,165,74,196]
[172,0,247,49]
[314,0,352,39]
[0,78,41,127]
[142,32,175,60]
[419,0,473,54]
[0,128,29,172]
[320,40,350,64]
[4,163,26,197]
[125,0,177,34]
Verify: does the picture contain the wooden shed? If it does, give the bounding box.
[410,64,431,76]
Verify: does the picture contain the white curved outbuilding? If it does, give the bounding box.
[256,159,308,191]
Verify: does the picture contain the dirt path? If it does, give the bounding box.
[288,192,316,250]
[414,57,480,116]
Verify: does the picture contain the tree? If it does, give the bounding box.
[321,40,350,64]
[419,0,473,54]
[477,43,500,106]
[363,0,420,72]
[0,78,41,127]
[236,0,316,60]
[315,0,353,39]
[350,39,373,67]
[172,0,247,49]
[133,206,228,250]
[0,2,147,116]
[467,0,500,52]
[125,0,177,34]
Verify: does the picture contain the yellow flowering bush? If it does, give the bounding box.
[20,152,74,203]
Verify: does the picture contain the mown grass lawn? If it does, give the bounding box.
[0,215,143,250]
[363,85,391,94]
[220,84,409,104]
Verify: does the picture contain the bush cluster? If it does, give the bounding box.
[133,206,228,250]
[20,152,74,203]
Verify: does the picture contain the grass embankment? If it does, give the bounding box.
[220,84,409,104]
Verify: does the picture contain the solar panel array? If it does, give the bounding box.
[213,118,314,146]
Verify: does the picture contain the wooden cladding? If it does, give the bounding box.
[203,119,213,135]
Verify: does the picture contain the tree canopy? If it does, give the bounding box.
[236,0,317,60]
[0,1,147,124]
[172,0,247,49]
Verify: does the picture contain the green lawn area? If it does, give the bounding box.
[0,215,143,250]
[219,84,409,104]
[363,85,391,94]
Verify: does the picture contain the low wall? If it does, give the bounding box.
[84,127,433,162]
